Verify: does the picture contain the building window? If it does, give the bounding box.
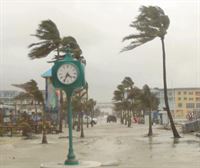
[178,97,181,101]
[184,97,187,100]
[189,92,193,95]
[176,110,183,113]
[184,91,187,95]
[178,103,182,108]
[168,92,172,96]
[189,98,193,101]
[178,91,181,95]
[196,103,200,108]
[196,97,200,102]
[186,103,194,108]
[195,92,200,96]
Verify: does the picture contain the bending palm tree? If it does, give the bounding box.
[28,20,61,59]
[122,6,180,138]
[13,80,48,143]
[28,20,82,60]
[28,20,83,133]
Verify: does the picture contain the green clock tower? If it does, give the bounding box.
[51,47,85,165]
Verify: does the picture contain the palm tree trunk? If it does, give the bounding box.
[86,115,89,128]
[125,111,128,125]
[148,110,153,136]
[42,103,48,144]
[76,112,80,132]
[127,111,131,127]
[57,48,63,133]
[91,108,94,127]
[80,112,84,138]
[34,100,38,133]
[161,37,180,138]
[122,111,124,124]
[59,90,63,133]
[72,115,75,130]
[120,111,123,124]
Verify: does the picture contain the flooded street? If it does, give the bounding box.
[0,122,200,168]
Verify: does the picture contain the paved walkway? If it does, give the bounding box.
[0,122,200,168]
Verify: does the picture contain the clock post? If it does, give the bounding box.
[65,89,76,164]
[51,48,85,165]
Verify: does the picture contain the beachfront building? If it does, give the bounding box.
[153,88,200,120]
[0,90,19,106]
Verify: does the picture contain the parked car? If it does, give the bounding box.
[107,115,117,123]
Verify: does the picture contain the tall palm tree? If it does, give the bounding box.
[13,80,48,143]
[122,6,180,138]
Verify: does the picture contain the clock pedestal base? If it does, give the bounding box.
[64,159,79,165]
[40,161,101,168]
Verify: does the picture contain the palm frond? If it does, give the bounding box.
[28,42,57,59]
[28,19,61,59]
[61,36,82,59]
[13,80,44,103]
[35,20,60,41]
[122,5,170,52]
[28,41,48,48]
[14,92,32,100]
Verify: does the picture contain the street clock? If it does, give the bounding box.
[51,48,85,165]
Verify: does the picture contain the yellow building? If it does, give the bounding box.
[154,88,200,120]
[174,88,200,119]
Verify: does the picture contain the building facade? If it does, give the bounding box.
[153,88,200,120]
[0,90,45,114]
[0,90,20,106]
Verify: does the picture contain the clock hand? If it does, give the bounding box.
[68,73,72,78]
[64,73,70,82]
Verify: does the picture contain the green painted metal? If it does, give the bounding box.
[52,52,85,91]
[51,48,85,165]
[64,90,79,165]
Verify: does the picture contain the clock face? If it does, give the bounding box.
[57,64,78,85]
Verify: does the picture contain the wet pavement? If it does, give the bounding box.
[0,121,200,168]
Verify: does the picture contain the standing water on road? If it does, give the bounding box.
[0,123,200,168]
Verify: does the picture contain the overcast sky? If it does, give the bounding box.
[0,0,199,102]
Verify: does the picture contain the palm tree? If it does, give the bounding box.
[72,86,87,138]
[122,6,180,138]
[28,20,83,133]
[86,98,96,127]
[122,77,134,127]
[13,80,48,143]
[28,20,83,60]
[61,36,82,60]
[113,84,125,124]
[28,20,61,59]
[142,85,159,136]
[14,92,33,124]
